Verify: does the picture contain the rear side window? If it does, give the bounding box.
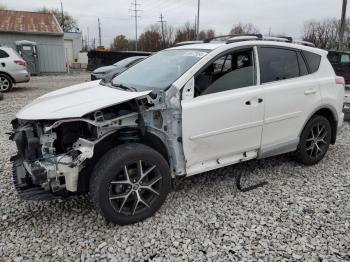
[303,51,321,73]
[259,47,300,84]
[0,49,9,58]
[297,52,308,76]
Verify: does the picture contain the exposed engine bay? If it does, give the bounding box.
[10,90,186,200]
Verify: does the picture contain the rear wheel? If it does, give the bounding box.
[89,143,171,225]
[295,115,331,165]
[0,74,13,92]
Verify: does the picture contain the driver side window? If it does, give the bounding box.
[194,48,256,97]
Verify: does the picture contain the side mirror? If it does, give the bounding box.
[182,77,195,100]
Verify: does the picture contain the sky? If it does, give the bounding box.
[0,0,345,47]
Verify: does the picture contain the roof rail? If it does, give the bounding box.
[226,34,315,48]
[174,34,316,48]
[174,40,203,47]
[205,34,263,43]
[293,40,315,47]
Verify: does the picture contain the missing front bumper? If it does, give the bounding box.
[11,155,64,201]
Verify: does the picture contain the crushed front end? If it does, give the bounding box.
[9,118,94,200]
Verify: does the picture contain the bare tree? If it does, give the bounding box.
[174,22,197,43]
[138,25,162,52]
[197,29,216,40]
[36,7,79,32]
[229,23,260,35]
[302,18,350,49]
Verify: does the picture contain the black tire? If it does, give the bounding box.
[295,115,332,165]
[89,143,171,225]
[0,74,13,92]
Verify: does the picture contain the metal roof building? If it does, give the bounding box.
[0,10,66,73]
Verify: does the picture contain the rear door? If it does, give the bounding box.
[258,46,322,157]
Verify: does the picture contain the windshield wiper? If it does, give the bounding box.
[111,83,137,92]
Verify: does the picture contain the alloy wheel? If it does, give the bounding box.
[305,123,328,159]
[0,76,10,91]
[109,160,162,216]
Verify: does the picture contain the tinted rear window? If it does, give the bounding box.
[303,51,321,73]
[328,53,339,64]
[0,49,9,58]
[297,52,308,76]
[259,47,300,84]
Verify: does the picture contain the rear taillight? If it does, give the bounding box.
[336,76,345,86]
[14,60,27,67]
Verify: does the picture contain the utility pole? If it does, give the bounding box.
[194,15,197,39]
[98,18,102,47]
[158,13,166,48]
[339,0,348,50]
[130,0,142,51]
[87,27,90,50]
[60,1,65,32]
[196,0,200,39]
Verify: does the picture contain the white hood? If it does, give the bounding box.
[16,80,151,120]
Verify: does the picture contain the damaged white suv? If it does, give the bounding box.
[10,35,345,225]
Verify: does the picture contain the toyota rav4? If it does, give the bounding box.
[10,35,345,225]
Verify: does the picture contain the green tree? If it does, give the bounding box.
[36,7,79,32]
[110,35,129,51]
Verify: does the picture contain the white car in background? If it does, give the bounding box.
[0,46,30,92]
[10,35,345,225]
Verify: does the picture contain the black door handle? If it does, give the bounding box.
[246,98,263,105]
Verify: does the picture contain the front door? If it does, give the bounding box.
[181,47,265,175]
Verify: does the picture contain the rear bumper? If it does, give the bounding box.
[12,70,30,83]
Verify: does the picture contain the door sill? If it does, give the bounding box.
[186,150,258,176]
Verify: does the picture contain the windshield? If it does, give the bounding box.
[112,49,208,91]
[113,57,143,67]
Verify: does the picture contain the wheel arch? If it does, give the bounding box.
[77,128,171,193]
[300,105,338,144]
[0,71,15,83]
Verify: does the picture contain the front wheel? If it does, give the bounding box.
[295,115,332,165]
[89,143,171,225]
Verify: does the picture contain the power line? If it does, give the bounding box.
[158,13,167,48]
[130,0,142,51]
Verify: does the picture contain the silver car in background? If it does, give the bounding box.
[91,56,147,81]
[0,46,30,92]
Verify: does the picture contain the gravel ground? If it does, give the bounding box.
[0,74,350,261]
